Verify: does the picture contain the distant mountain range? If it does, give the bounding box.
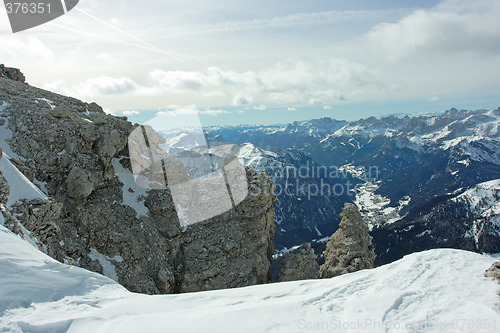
[201,107,500,263]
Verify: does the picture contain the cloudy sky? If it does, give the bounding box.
[1,0,499,126]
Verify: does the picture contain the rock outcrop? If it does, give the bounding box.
[11,198,64,261]
[276,243,319,282]
[0,155,22,236]
[0,64,25,83]
[0,70,276,294]
[320,203,376,278]
[485,261,500,283]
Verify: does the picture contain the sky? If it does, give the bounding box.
[1,0,500,126]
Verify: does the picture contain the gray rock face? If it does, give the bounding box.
[1,154,62,254]
[277,243,319,282]
[320,203,376,278]
[11,198,64,261]
[0,74,276,294]
[485,261,500,283]
[0,157,22,235]
[0,64,26,83]
[0,161,8,204]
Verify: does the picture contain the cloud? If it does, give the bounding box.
[287,107,297,111]
[232,94,253,106]
[308,98,324,105]
[0,36,54,63]
[149,67,260,92]
[367,0,500,59]
[149,70,205,91]
[44,57,384,107]
[203,91,225,97]
[428,96,439,102]
[158,8,410,38]
[323,105,332,109]
[122,110,140,116]
[78,76,140,95]
[155,104,229,117]
[147,57,379,105]
[43,80,79,98]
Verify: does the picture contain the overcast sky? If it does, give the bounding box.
[1,0,499,125]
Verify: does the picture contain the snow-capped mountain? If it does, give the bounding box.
[206,107,500,260]
[209,117,347,151]
[2,221,500,332]
[156,126,354,249]
[372,179,500,265]
[236,143,352,249]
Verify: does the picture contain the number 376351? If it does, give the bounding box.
[5,2,52,14]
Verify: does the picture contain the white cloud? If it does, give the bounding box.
[308,98,324,105]
[0,36,54,63]
[253,104,267,110]
[323,105,332,109]
[203,91,225,97]
[367,0,500,59]
[122,110,140,116]
[158,9,409,37]
[149,70,205,91]
[428,96,439,102]
[78,76,140,95]
[156,104,229,117]
[287,107,297,111]
[43,80,79,99]
[146,57,379,106]
[232,94,253,106]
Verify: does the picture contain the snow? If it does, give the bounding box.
[453,179,500,244]
[238,143,280,170]
[36,98,55,110]
[340,164,408,229]
[0,104,22,160]
[0,152,47,207]
[1,224,500,332]
[416,230,431,238]
[88,249,121,282]
[112,158,149,217]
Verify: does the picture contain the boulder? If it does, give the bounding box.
[485,261,500,283]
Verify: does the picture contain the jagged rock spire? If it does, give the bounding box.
[320,203,376,278]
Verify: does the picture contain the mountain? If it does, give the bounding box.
[0,67,276,294]
[2,223,499,332]
[372,179,500,265]
[157,125,356,250]
[237,143,353,249]
[206,107,500,261]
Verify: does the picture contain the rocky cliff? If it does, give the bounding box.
[276,243,320,282]
[320,203,376,278]
[0,66,276,294]
[273,203,375,282]
[0,64,25,83]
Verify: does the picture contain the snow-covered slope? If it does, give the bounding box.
[0,152,46,207]
[1,224,499,332]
